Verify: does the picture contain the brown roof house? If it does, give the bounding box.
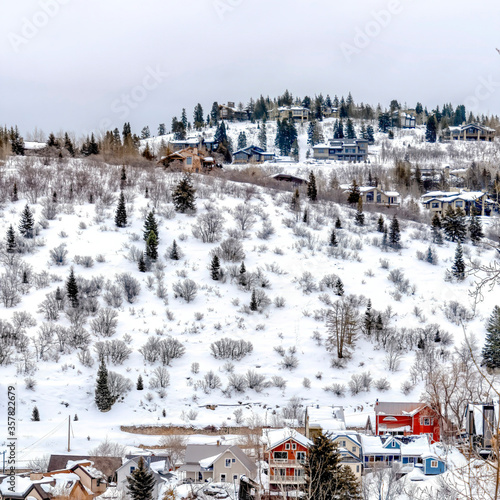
[158,147,215,173]
[178,444,256,484]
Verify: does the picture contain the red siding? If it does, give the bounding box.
[267,439,308,478]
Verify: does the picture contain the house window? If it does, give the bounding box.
[352,446,357,453]
[274,452,288,462]
[431,461,438,468]
[130,467,135,473]
[340,440,346,447]
[431,202,439,208]
[356,465,360,473]
[232,459,235,463]
[421,417,433,426]
[187,157,192,165]
[294,469,304,477]
[225,459,231,468]
[296,452,306,463]
[220,474,226,482]
[233,475,238,481]
[292,444,297,450]
[455,201,463,207]
[285,443,290,450]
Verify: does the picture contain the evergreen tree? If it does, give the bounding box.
[237,132,247,150]
[172,175,196,213]
[303,208,309,224]
[89,133,99,155]
[426,115,438,143]
[126,457,155,500]
[250,289,258,311]
[6,225,16,253]
[364,300,373,336]
[346,118,356,139]
[239,262,247,286]
[443,207,466,242]
[329,229,337,247]
[115,191,127,228]
[307,172,318,201]
[181,108,188,130]
[258,122,267,150]
[66,267,79,308]
[95,360,113,412]
[347,180,360,204]
[10,126,25,155]
[378,112,391,133]
[146,231,158,261]
[143,211,159,242]
[137,375,144,390]
[389,215,401,249]
[170,240,180,260]
[12,182,18,202]
[335,218,342,229]
[381,226,389,250]
[291,188,301,219]
[210,102,220,123]
[451,242,465,280]
[31,406,40,421]
[19,204,34,238]
[138,252,146,272]
[426,246,436,265]
[210,255,220,281]
[366,125,375,144]
[334,279,344,296]
[158,123,166,136]
[193,103,204,130]
[141,126,150,139]
[482,306,500,370]
[431,213,443,244]
[377,215,384,233]
[304,432,362,500]
[354,198,364,226]
[469,206,484,245]
[64,133,75,156]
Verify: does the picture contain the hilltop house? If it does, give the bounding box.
[178,444,256,484]
[305,405,346,440]
[158,147,216,173]
[313,138,368,162]
[232,145,275,164]
[272,106,310,123]
[340,184,400,206]
[421,189,489,216]
[271,173,308,185]
[264,428,311,494]
[219,102,249,121]
[442,123,496,142]
[375,401,441,442]
[464,402,499,455]
[168,135,219,153]
[392,111,416,128]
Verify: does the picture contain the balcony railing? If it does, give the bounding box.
[269,459,306,466]
[270,475,306,484]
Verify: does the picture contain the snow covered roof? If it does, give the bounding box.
[265,428,312,450]
[421,190,486,203]
[375,402,426,416]
[306,405,346,432]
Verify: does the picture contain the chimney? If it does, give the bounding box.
[217,440,220,446]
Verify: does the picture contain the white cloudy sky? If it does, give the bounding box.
[1,0,499,138]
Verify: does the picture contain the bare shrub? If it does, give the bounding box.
[115,273,141,303]
[172,279,198,303]
[282,396,304,424]
[280,353,299,371]
[192,210,225,243]
[94,340,132,365]
[324,383,346,397]
[88,438,126,457]
[202,371,222,392]
[271,375,287,390]
[107,371,132,400]
[149,366,170,389]
[49,244,68,266]
[375,378,391,391]
[245,370,267,392]
[233,204,256,232]
[210,338,253,360]
[296,271,317,294]
[140,337,185,366]
[91,308,118,337]
[211,238,245,262]
[228,374,247,392]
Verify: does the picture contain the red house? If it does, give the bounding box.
[375,402,441,443]
[264,428,312,493]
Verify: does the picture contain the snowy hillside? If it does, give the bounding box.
[0,156,499,467]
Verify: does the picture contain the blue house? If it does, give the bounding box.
[422,454,446,475]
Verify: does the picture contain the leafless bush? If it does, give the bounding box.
[149,366,170,389]
[202,370,222,392]
[228,374,247,393]
[282,396,304,424]
[401,380,414,395]
[245,370,267,392]
[211,238,245,262]
[0,272,21,307]
[116,273,141,303]
[74,255,94,268]
[210,338,253,360]
[88,438,126,457]
[443,301,474,325]
[25,376,37,390]
[191,362,200,374]
[140,337,185,366]
[77,348,94,367]
[296,271,317,294]
[157,435,187,466]
[271,375,287,390]
[108,371,133,400]
[233,204,256,232]
[280,353,299,371]
[375,378,391,391]
[103,285,123,308]
[91,308,118,337]
[257,221,275,240]
[192,210,225,243]
[172,279,198,303]
[324,383,346,397]
[49,244,68,266]
[94,339,131,365]
[274,296,286,308]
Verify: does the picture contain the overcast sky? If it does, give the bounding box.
[1,0,499,139]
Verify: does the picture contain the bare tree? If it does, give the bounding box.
[325,298,359,359]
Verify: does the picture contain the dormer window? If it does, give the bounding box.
[285,443,290,450]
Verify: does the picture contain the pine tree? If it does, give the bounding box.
[303,208,309,224]
[169,240,180,260]
[66,267,79,308]
[64,133,75,156]
[115,191,127,228]
[355,198,364,226]
[431,213,443,244]
[6,225,16,253]
[482,306,500,370]
[95,360,113,412]
[258,122,267,150]
[389,215,401,249]
[334,279,344,297]
[126,457,155,500]
[381,226,389,250]
[443,207,466,242]
[143,211,159,242]
[364,300,373,336]
[19,204,34,238]
[141,126,150,139]
[74,414,78,421]
[158,123,166,136]
[172,175,196,213]
[335,218,342,229]
[426,115,438,142]
[239,262,247,286]
[210,255,220,281]
[451,242,465,280]
[237,132,247,150]
[137,375,144,390]
[426,246,436,265]
[304,432,362,500]
[329,229,337,247]
[347,180,360,204]
[307,172,318,201]
[12,182,18,202]
[291,188,301,220]
[31,406,40,421]
[469,206,484,245]
[146,231,158,261]
[377,215,384,233]
[346,118,356,139]
[250,289,258,311]
[366,125,375,144]
[120,166,127,189]
[138,253,146,272]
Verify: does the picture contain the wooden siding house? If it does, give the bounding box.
[421,190,489,216]
[158,147,215,173]
[313,138,369,162]
[442,123,496,142]
[232,145,275,164]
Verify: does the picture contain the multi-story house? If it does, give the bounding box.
[232,145,275,164]
[464,402,499,455]
[421,189,489,216]
[264,428,311,494]
[273,106,310,123]
[313,138,368,162]
[442,123,496,142]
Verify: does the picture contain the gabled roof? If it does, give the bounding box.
[48,455,122,479]
[265,428,312,451]
[375,402,429,416]
[183,444,231,465]
[199,446,256,474]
